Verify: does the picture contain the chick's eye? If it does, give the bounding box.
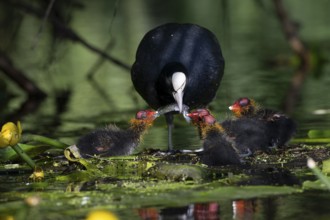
[136,111,147,119]
[239,98,250,107]
[196,109,210,117]
[202,115,216,125]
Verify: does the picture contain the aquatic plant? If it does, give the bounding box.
[0,121,36,169]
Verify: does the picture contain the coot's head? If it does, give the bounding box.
[157,62,188,113]
[229,97,256,117]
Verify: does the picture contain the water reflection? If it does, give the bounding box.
[137,200,267,220]
[233,200,257,220]
[136,192,330,219]
[194,203,220,220]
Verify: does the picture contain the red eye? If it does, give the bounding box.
[136,110,147,119]
[187,109,210,122]
[239,98,250,107]
[136,110,156,119]
[196,109,210,117]
[202,115,216,125]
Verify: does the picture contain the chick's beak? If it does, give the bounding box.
[229,103,240,111]
[146,110,158,119]
[186,112,200,124]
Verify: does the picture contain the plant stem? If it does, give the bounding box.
[22,134,68,149]
[307,158,330,190]
[11,144,36,169]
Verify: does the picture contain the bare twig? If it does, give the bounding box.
[31,0,56,50]
[8,0,131,71]
[0,51,46,98]
[273,0,311,114]
[87,0,120,79]
[1,98,44,125]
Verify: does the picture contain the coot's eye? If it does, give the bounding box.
[239,98,250,107]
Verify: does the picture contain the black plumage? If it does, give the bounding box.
[228,97,297,148]
[76,110,156,158]
[200,125,242,166]
[187,110,241,166]
[221,118,271,154]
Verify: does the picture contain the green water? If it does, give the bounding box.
[1,0,330,219]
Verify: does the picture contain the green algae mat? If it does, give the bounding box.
[0,141,330,219]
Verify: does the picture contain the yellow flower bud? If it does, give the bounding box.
[0,121,22,148]
[29,167,44,181]
[86,210,119,220]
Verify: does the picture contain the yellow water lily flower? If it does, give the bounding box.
[0,121,22,148]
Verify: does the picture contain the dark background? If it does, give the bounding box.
[0,0,329,148]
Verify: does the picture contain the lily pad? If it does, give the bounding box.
[308,130,330,139]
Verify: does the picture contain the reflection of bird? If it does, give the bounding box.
[228,97,296,147]
[76,110,156,158]
[187,110,241,166]
[193,203,220,220]
[131,23,225,150]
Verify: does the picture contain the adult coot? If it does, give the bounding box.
[131,23,225,150]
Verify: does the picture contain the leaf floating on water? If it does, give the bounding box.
[64,145,82,162]
[291,138,330,144]
[146,163,206,181]
[308,130,330,139]
[290,130,330,144]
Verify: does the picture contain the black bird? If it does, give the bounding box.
[187,108,269,157]
[75,110,157,158]
[228,97,297,147]
[221,117,271,154]
[187,109,241,166]
[131,23,225,150]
